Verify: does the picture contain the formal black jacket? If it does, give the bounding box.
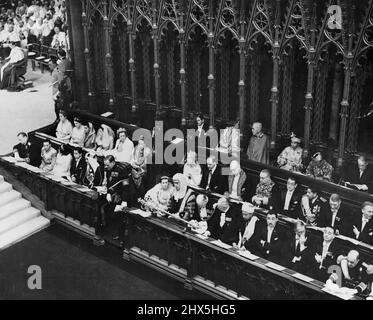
[280,188,301,219]
[346,212,373,245]
[344,163,373,192]
[308,239,339,281]
[70,157,87,185]
[282,231,313,274]
[317,204,350,236]
[13,141,40,167]
[200,166,228,194]
[252,222,284,263]
[207,206,240,245]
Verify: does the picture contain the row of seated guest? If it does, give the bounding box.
[55,110,140,164]
[206,115,373,193]
[141,175,373,291]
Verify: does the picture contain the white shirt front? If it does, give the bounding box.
[267,226,274,243]
[207,165,216,189]
[284,190,294,210]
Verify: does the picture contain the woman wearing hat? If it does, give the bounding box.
[306,151,334,181]
[70,117,86,147]
[144,176,175,212]
[277,134,303,172]
[95,124,115,153]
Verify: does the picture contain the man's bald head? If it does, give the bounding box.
[252,122,263,136]
[347,250,360,268]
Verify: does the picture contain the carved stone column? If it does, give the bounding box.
[329,62,343,142]
[65,0,88,107]
[81,2,95,112]
[103,3,115,107]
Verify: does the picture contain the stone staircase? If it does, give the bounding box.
[0,175,50,250]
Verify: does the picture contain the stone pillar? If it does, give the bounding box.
[66,0,88,108]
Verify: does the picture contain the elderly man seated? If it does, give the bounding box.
[228,160,247,201]
[0,41,24,89]
[234,202,259,252]
[251,169,280,210]
[203,197,240,245]
[336,250,373,295]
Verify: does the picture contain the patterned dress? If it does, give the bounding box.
[306,159,333,181]
[277,146,303,172]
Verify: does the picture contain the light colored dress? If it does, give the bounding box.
[52,153,72,178]
[70,126,86,147]
[56,120,73,143]
[40,147,57,172]
[183,163,202,187]
[145,183,175,212]
[108,138,134,164]
[277,146,303,172]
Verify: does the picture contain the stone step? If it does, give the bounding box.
[0,199,31,221]
[0,207,40,236]
[0,190,22,208]
[0,216,50,251]
[0,182,13,194]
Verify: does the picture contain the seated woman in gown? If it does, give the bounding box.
[56,110,73,143]
[144,176,175,212]
[107,128,134,164]
[52,144,72,179]
[183,151,202,187]
[95,124,114,154]
[168,173,196,220]
[128,137,152,206]
[70,117,86,147]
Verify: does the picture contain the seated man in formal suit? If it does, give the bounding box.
[192,194,214,222]
[251,169,281,210]
[318,193,349,235]
[203,197,240,245]
[0,41,24,89]
[252,211,284,263]
[336,250,373,294]
[70,147,87,185]
[299,187,328,226]
[227,160,247,201]
[200,155,227,194]
[343,155,373,193]
[281,176,301,218]
[13,132,40,167]
[309,226,339,281]
[346,201,373,245]
[233,202,259,252]
[283,220,312,274]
